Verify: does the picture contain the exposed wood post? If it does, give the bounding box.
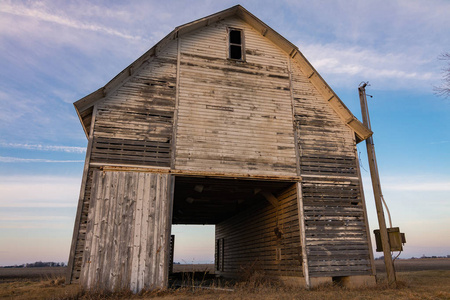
[170,37,181,169]
[358,83,396,287]
[296,182,310,288]
[163,174,175,288]
[67,105,98,283]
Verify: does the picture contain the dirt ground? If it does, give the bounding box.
[1,258,449,299]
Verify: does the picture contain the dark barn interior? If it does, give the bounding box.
[172,177,294,225]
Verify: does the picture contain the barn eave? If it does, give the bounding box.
[73,4,372,143]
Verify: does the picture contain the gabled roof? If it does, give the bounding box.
[74,5,372,143]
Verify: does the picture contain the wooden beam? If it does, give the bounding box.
[260,190,279,208]
[98,165,302,182]
[296,182,310,288]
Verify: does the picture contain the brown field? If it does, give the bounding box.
[0,267,66,282]
[1,258,449,299]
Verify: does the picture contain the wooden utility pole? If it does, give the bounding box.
[358,83,397,287]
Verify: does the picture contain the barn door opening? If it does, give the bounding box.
[170,224,215,265]
[171,176,300,279]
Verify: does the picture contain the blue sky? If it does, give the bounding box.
[0,0,449,266]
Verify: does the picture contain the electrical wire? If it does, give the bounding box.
[381,195,393,228]
[392,251,402,262]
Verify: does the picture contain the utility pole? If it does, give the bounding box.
[358,82,397,287]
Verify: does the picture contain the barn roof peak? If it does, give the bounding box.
[74,5,372,142]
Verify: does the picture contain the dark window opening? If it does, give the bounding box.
[229,29,243,60]
[229,30,241,44]
[230,45,242,60]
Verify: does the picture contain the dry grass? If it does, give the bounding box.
[0,276,79,300]
[1,262,450,299]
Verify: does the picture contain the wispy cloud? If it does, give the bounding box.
[300,43,438,89]
[0,142,85,153]
[0,176,80,208]
[0,216,71,222]
[0,157,83,163]
[384,181,450,192]
[0,1,142,41]
[362,175,450,192]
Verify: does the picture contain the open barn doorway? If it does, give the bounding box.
[170,224,215,265]
[170,176,300,285]
[169,224,215,287]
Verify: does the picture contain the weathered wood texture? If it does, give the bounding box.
[215,184,303,278]
[291,58,357,177]
[301,180,372,277]
[80,170,174,293]
[91,42,177,167]
[175,17,297,176]
[70,168,95,283]
[290,61,372,277]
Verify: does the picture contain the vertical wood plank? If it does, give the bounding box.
[157,174,169,286]
[145,173,157,289]
[80,170,99,287]
[152,174,162,286]
[86,170,105,289]
[110,171,124,288]
[296,182,310,288]
[103,171,118,290]
[124,172,137,288]
[96,171,112,289]
[138,173,151,291]
[130,173,145,292]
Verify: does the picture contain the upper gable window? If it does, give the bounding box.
[228,28,244,61]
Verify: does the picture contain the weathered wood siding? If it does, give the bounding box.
[215,184,302,278]
[175,17,297,176]
[91,42,178,167]
[291,59,372,277]
[291,58,357,177]
[70,12,376,288]
[301,179,372,277]
[81,170,174,292]
[70,168,95,283]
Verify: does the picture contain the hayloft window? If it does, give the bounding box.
[228,28,244,60]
